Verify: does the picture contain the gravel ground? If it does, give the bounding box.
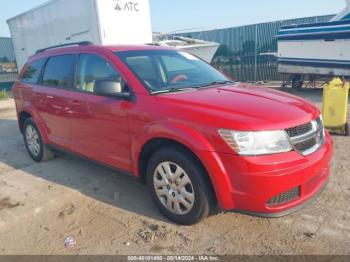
[0,88,349,255]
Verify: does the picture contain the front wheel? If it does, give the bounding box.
[147,147,215,225]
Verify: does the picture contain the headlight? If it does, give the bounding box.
[218,129,292,156]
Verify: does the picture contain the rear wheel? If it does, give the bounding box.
[23,118,55,162]
[147,147,215,225]
[345,123,350,136]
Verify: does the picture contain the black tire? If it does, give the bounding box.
[345,123,350,136]
[292,75,303,90]
[146,147,215,225]
[23,118,55,162]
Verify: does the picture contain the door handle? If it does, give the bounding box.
[33,92,41,97]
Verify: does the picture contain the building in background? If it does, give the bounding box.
[179,15,334,82]
[0,37,17,72]
[0,37,17,90]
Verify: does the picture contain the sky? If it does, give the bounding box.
[0,0,346,37]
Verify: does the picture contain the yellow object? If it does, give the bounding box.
[322,78,349,133]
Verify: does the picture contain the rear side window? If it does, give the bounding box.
[43,55,75,88]
[21,59,46,84]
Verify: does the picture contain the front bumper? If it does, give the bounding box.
[234,180,328,218]
[203,132,333,215]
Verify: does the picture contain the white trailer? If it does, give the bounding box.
[7,0,153,70]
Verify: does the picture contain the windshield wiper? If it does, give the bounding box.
[151,81,235,94]
[151,87,197,95]
[197,80,235,89]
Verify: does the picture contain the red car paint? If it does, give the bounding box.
[13,45,333,215]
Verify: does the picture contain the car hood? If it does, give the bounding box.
[155,83,320,131]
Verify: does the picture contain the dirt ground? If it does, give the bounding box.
[0,89,349,255]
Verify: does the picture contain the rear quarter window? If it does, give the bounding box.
[42,55,75,88]
[21,59,46,84]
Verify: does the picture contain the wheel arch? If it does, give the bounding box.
[17,110,49,143]
[137,138,206,183]
[18,111,32,134]
[138,137,218,205]
[132,121,215,180]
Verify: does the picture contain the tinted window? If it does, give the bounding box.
[76,54,122,93]
[161,56,197,72]
[117,50,228,93]
[22,59,46,84]
[43,55,75,88]
[125,56,158,81]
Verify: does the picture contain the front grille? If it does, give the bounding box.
[286,123,313,138]
[285,118,324,156]
[267,187,300,207]
[294,137,317,152]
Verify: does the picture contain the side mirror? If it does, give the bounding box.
[94,80,131,99]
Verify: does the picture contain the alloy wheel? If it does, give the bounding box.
[25,125,40,156]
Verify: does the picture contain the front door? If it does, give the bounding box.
[67,53,132,172]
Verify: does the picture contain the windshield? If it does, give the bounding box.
[115,50,230,94]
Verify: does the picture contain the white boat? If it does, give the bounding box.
[154,34,220,63]
[277,0,350,77]
[330,0,350,21]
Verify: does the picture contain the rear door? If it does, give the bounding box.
[38,54,78,148]
[16,58,47,116]
[66,52,133,171]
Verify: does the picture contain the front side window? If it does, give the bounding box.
[76,54,122,93]
[42,55,75,88]
[22,59,46,84]
[116,50,229,94]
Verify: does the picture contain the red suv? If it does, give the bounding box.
[13,42,333,225]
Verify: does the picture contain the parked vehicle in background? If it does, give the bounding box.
[7,0,153,70]
[12,43,333,224]
[7,0,219,73]
[277,0,350,89]
[153,34,220,63]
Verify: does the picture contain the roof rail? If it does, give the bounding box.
[35,41,93,54]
